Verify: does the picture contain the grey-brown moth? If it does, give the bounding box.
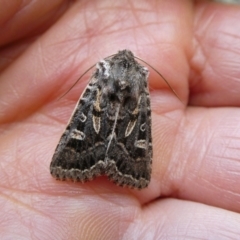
[50,50,152,189]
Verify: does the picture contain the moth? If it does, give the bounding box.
[50,50,152,189]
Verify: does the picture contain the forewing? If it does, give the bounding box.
[106,88,152,189]
[50,78,107,182]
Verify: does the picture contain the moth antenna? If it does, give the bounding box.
[58,54,118,100]
[58,63,97,100]
[134,56,184,104]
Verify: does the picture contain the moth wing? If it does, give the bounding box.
[106,90,152,189]
[50,79,106,182]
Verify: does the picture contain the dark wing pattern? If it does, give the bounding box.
[50,50,152,189]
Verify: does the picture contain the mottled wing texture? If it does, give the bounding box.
[50,50,152,189]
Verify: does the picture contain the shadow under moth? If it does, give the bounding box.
[50,50,152,189]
